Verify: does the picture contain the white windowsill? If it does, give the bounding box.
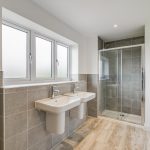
[1,80,78,89]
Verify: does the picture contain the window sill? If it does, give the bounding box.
[1,80,78,89]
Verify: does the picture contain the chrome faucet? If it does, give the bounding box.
[51,86,60,99]
[72,83,80,93]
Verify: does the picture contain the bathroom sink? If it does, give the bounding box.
[64,92,96,120]
[35,95,81,134]
[64,92,96,103]
[35,95,81,114]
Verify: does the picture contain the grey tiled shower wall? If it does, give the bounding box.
[0,78,87,150]
[104,36,144,49]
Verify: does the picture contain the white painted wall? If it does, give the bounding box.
[144,23,150,129]
[87,36,98,74]
[1,0,88,74]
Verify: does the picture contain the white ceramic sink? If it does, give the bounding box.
[64,92,96,103]
[35,95,81,114]
[35,95,81,134]
[35,92,96,134]
[64,92,96,120]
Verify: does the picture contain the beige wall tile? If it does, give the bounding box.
[5,92,27,116]
[28,135,51,150]
[0,116,3,139]
[28,123,49,147]
[28,109,45,129]
[27,89,50,110]
[4,87,27,94]
[5,131,27,150]
[5,112,27,139]
[0,94,3,116]
[0,139,3,150]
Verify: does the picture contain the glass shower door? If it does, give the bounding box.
[100,49,121,118]
[121,46,143,123]
[99,45,144,124]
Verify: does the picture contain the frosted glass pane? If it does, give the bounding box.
[36,37,52,78]
[2,25,27,78]
[57,44,68,78]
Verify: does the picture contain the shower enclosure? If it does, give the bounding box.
[99,45,145,124]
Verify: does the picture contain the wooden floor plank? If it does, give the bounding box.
[53,116,150,150]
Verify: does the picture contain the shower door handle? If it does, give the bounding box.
[141,68,144,102]
[142,68,144,91]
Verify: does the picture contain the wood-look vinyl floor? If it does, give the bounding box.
[53,116,150,150]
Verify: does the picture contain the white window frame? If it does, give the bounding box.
[32,33,55,81]
[55,42,71,81]
[2,21,31,83]
[2,20,71,84]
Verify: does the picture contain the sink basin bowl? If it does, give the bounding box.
[64,92,96,120]
[35,95,81,114]
[64,92,96,103]
[35,95,81,134]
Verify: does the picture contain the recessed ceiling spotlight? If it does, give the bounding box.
[113,24,118,28]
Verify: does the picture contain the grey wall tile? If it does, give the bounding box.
[104,36,144,49]
[5,111,27,139]
[0,139,3,150]
[73,81,87,92]
[0,116,3,139]
[78,74,87,81]
[27,85,50,92]
[104,41,115,49]
[53,83,72,95]
[27,89,50,109]
[5,92,27,116]
[4,87,27,94]
[87,74,98,117]
[87,99,98,117]
[115,39,132,47]
[0,71,3,87]
[5,131,27,150]
[0,94,3,116]
[28,135,51,150]
[0,88,4,94]
[132,47,141,57]
[98,36,104,50]
[132,36,144,45]
[28,109,45,129]
[69,117,85,136]
[28,123,49,147]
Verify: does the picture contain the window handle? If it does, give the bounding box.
[56,59,59,66]
[29,53,32,64]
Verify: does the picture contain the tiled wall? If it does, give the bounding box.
[121,47,142,115]
[87,74,99,117]
[0,80,87,150]
[104,36,144,49]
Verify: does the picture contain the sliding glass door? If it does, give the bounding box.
[99,45,144,124]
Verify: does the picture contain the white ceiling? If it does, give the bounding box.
[32,0,150,41]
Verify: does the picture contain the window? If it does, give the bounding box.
[36,36,52,79]
[2,23,29,79]
[56,43,69,79]
[100,56,109,80]
[2,21,70,82]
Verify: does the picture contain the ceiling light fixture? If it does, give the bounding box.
[113,24,118,28]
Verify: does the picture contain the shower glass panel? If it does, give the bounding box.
[99,45,144,125]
